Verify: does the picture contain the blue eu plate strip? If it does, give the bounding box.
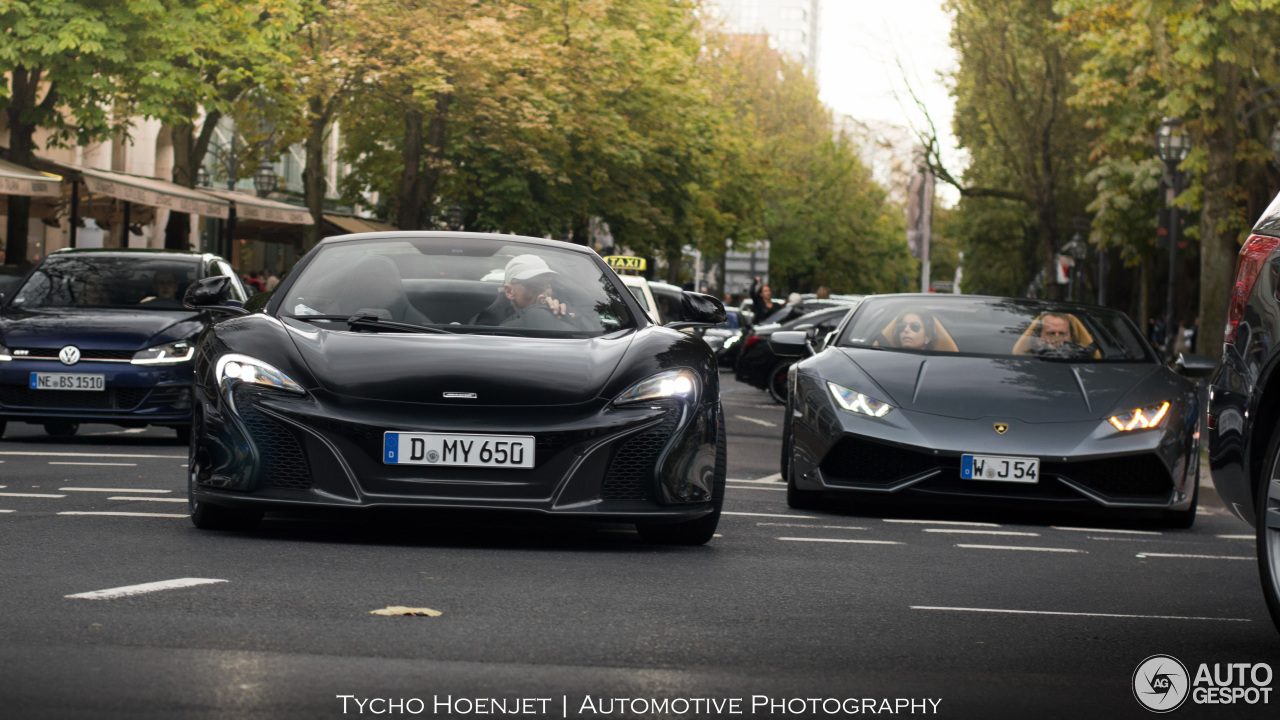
[29,373,37,389]
[960,454,973,480]
[384,433,398,463]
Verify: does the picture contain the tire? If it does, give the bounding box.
[187,419,261,531]
[780,400,792,480]
[0,420,6,439]
[44,421,79,438]
[1260,427,1280,634]
[768,362,791,404]
[1162,480,1198,529]
[637,408,726,546]
[785,427,822,511]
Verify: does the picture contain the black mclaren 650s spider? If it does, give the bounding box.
[183,232,727,544]
[771,295,1215,527]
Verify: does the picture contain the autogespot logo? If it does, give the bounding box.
[1134,655,1190,713]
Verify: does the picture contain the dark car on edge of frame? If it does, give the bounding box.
[773,294,1215,526]
[736,303,859,403]
[184,231,728,544]
[0,249,248,440]
[1207,190,1280,633]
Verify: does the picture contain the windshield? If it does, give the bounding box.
[836,297,1154,363]
[282,237,636,337]
[10,255,199,311]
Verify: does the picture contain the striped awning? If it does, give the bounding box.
[49,161,230,219]
[202,189,313,225]
[0,157,62,197]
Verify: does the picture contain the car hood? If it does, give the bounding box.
[0,308,202,350]
[838,349,1162,423]
[286,324,636,406]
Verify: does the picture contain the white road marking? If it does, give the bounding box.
[884,519,1000,527]
[65,577,226,600]
[49,462,137,467]
[107,497,188,503]
[58,511,187,518]
[0,492,65,498]
[925,529,1039,536]
[0,509,14,513]
[758,522,868,530]
[723,511,818,519]
[726,485,785,492]
[779,537,902,545]
[1217,534,1255,540]
[911,606,1250,622]
[734,415,777,428]
[957,544,1084,553]
[727,473,783,483]
[1053,526,1160,535]
[1135,552,1254,560]
[60,488,171,494]
[0,452,183,459]
[82,428,149,436]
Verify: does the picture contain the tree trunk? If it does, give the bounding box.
[302,100,328,249]
[1198,63,1242,364]
[4,67,43,267]
[396,109,425,230]
[165,112,222,251]
[416,93,452,229]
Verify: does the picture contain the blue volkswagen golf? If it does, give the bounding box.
[0,249,249,441]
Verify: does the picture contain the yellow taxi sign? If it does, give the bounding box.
[604,256,646,272]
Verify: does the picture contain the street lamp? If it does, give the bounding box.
[253,165,277,198]
[196,166,211,188]
[445,204,464,230]
[1155,117,1191,357]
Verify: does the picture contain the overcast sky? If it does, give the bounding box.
[816,0,960,198]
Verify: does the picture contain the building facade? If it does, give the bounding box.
[709,0,821,73]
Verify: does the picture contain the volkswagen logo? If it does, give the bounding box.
[993,423,1009,435]
[59,345,81,366]
[1133,654,1189,713]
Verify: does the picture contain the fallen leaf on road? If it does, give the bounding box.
[370,606,442,617]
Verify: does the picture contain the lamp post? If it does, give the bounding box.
[445,205,464,231]
[1155,117,1191,357]
[253,165,277,198]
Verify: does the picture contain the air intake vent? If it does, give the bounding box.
[233,388,312,490]
[601,403,680,500]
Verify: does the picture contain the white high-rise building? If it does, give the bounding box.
[709,0,821,74]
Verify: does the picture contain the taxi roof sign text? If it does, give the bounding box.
[604,256,646,272]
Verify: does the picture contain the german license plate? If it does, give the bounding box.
[30,372,105,391]
[961,454,1039,483]
[383,432,534,468]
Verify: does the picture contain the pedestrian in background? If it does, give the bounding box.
[815,286,830,299]
[264,270,281,292]
[749,276,779,318]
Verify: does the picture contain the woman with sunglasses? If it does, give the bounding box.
[893,310,936,350]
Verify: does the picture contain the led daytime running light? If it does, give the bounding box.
[0,344,10,362]
[215,353,304,394]
[615,369,699,404]
[828,382,893,418]
[1107,401,1170,431]
[131,341,194,365]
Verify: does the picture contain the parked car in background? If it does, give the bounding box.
[777,295,1213,527]
[649,280,686,325]
[735,304,858,403]
[0,249,248,440]
[702,308,744,366]
[1207,192,1280,633]
[0,266,26,301]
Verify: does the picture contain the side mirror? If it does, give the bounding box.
[1175,352,1216,378]
[666,292,726,329]
[183,276,248,315]
[769,330,811,357]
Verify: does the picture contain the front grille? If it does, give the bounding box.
[14,348,135,361]
[149,386,192,408]
[1046,454,1173,501]
[601,403,680,500]
[233,388,312,491]
[0,385,149,410]
[820,436,939,486]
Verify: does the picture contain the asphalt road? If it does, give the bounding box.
[0,374,1276,719]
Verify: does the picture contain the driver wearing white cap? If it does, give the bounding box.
[469,254,573,325]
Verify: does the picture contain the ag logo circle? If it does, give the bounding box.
[1133,654,1189,713]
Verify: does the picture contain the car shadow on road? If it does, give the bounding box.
[799,496,1195,532]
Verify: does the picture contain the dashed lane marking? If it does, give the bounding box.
[1053,526,1160,535]
[82,428,149,437]
[778,537,902,545]
[884,519,1000,528]
[1217,534,1254,540]
[727,474,783,483]
[60,488,171,494]
[66,578,227,600]
[758,522,867,530]
[910,606,1250,622]
[1135,552,1254,560]
[924,529,1039,536]
[726,485,785,492]
[107,497,187,503]
[956,544,1084,553]
[58,512,186,518]
[723,511,818,519]
[734,415,778,428]
[0,510,13,513]
[0,492,65,498]
[0,452,183,459]
[49,462,137,467]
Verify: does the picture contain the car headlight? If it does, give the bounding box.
[131,340,195,365]
[615,369,699,405]
[215,353,304,394]
[0,343,10,362]
[828,381,893,418]
[1107,401,1170,431]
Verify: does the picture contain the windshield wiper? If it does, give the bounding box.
[285,314,453,334]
